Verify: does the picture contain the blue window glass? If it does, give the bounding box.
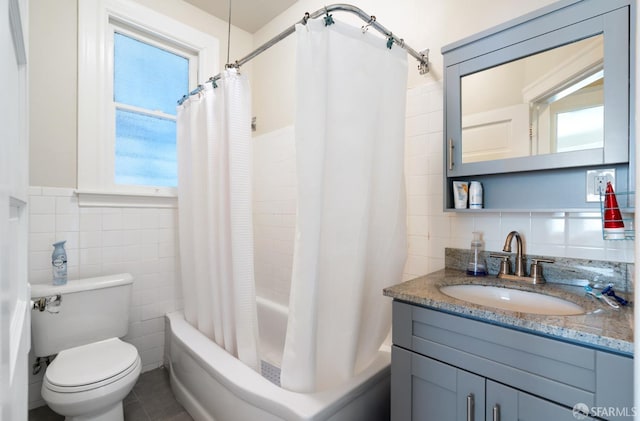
[113,32,189,187]
[114,32,188,115]
[115,109,177,187]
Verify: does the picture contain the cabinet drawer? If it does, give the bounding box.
[393,301,596,408]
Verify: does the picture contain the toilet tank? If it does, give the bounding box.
[30,273,134,357]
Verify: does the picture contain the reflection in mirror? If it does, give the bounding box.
[461,35,604,164]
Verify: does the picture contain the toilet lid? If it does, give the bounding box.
[45,338,139,388]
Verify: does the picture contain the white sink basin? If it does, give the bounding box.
[440,284,585,316]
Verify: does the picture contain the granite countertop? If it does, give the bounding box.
[384,268,634,355]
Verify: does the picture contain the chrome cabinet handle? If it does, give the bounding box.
[466,394,474,421]
[448,138,455,170]
[492,404,500,421]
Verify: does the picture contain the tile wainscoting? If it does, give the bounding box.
[27,186,182,409]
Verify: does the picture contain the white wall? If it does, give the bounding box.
[28,0,254,188]
[28,0,77,188]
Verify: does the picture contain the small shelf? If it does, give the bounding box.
[600,191,635,240]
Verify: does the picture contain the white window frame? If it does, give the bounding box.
[77,0,218,207]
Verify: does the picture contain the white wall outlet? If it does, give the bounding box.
[586,168,615,202]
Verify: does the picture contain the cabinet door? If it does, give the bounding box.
[392,346,484,421]
[595,351,634,421]
[456,370,485,421]
[518,392,597,420]
[485,381,517,420]
[486,380,598,421]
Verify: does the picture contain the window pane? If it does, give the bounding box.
[114,32,189,115]
[115,109,177,187]
[556,106,604,153]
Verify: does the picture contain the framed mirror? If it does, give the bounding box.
[461,35,603,163]
[444,0,630,178]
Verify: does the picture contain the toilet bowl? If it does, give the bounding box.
[31,274,140,421]
[41,338,141,421]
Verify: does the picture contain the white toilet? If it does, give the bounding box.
[31,273,141,421]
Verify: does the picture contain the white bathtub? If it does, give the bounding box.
[165,296,391,421]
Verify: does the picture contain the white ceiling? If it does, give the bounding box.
[184,0,298,33]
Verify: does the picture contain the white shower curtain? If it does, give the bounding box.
[281,20,408,392]
[176,69,260,371]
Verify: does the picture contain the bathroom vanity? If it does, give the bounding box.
[384,270,633,421]
[397,0,636,415]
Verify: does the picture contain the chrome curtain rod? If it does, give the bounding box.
[178,3,429,105]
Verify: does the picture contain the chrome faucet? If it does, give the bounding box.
[502,231,525,277]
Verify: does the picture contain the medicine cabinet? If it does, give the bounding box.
[442,0,634,211]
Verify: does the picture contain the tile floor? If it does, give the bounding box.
[28,367,193,421]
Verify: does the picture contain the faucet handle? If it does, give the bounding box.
[489,253,511,276]
[529,258,554,284]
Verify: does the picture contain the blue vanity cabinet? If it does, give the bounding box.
[390,301,633,420]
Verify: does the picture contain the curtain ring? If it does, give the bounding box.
[361,16,376,33]
[323,8,334,26]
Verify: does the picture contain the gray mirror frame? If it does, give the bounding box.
[443,0,630,178]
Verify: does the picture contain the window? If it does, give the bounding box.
[555,105,604,153]
[113,30,191,187]
[78,0,218,206]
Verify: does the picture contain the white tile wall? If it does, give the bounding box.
[252,126,297,307]
[27,187,181,409]
[403,81,635,280]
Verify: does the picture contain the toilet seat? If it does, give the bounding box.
[44,338,140,393]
